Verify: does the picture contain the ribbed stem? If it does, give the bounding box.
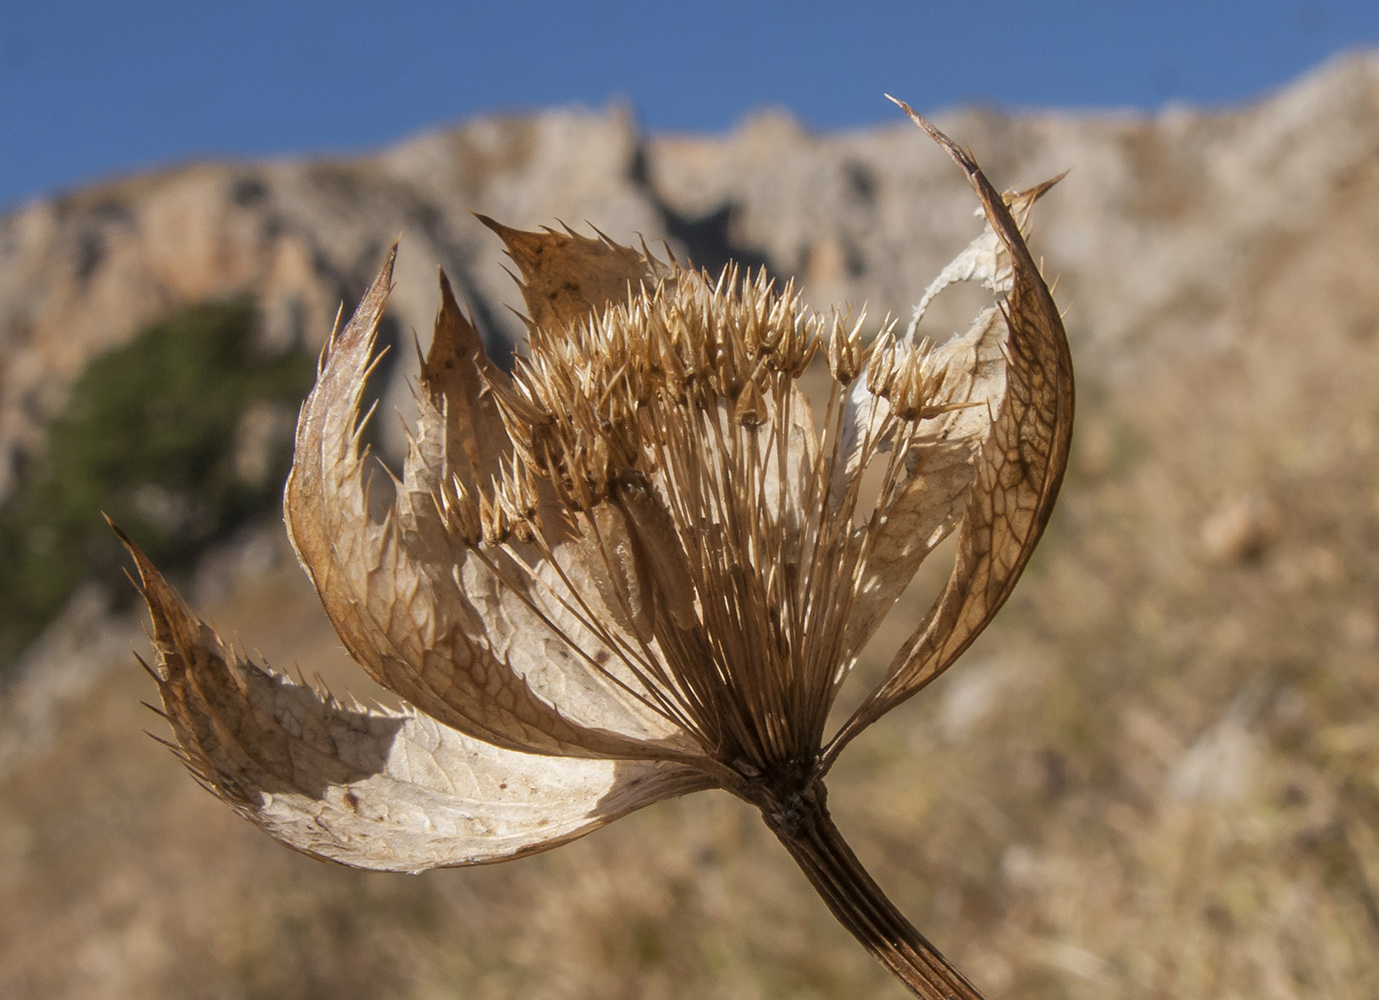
[759,781,986,1000]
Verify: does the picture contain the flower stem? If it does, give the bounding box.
[760,781,986,999]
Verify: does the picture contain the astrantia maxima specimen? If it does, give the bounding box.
[119,104,1073,999]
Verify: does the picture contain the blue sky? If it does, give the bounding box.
[3,1,1377,211]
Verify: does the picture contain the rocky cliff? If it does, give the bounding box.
[5,53,1375,485]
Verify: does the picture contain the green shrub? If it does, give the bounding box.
[0,300,316,671]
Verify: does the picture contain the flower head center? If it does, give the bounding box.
[441,264,975,771]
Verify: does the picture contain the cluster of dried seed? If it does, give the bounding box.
[435,257,981,770]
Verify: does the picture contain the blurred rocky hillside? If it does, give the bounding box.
[1,52,1377,1000]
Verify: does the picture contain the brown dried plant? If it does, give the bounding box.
[116,105,1073,998]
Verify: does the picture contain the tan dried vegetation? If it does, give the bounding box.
[113,108,1071,998]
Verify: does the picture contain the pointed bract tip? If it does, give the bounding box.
[472,213,509,238]
[106,516,148,584]
[1025,170,1071,202]
[886,95,980,178]
[107,519,188,637]
[437,267,462,312]
[376,243,398,286]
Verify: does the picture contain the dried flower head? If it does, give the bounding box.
[119,105,1073,999]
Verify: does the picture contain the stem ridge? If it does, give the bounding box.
[760,781,986,1000]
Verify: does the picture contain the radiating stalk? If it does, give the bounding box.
[759,781,985,1000]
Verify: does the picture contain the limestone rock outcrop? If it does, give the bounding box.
[3,53,1375,497]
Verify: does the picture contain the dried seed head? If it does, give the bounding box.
[479,491,510,546]
[827,311,865,384]
[120,103,1074,1000]
[124,107,1072,969]
[865,329,898,396]
[880,340,938,421]
[442,474,482,545]
[734,376,768,427]
[426,255,1031,772]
